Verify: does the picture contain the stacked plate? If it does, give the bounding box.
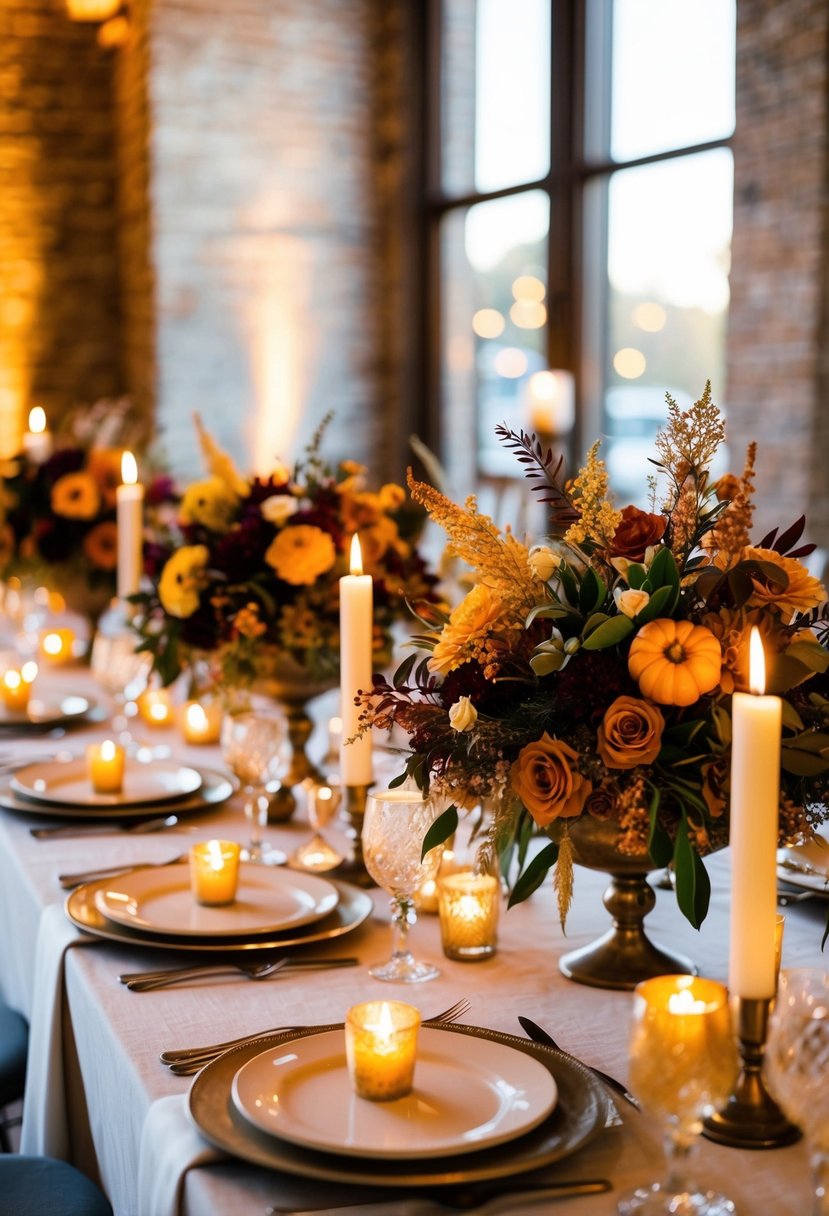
[0,754,235,820]
[777,833,829,897]
[66,865,373,953]
[189,1022,611,1189]
[0,689,106,734]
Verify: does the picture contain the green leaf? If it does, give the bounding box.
[634,583,677,625]
[420,805,458,861]
[530,650,568,676]
[388,771,408,788]
[558,562,579,606]
[525,603,568,627]
[648,546,680,592]
[392,652,418,688]
[507,841,559,907]
[786,640,829,674]
[781,747,829,776]
[581,615,634,650]
[663,719,707,747]
[646,788,673,867]
[781,701,805,732]
[579,567,606,615]
[626,563,647,590]
[582,612,610,637]
[673,825,711,929]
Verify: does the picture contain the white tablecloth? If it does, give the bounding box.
[0,666,824,1216]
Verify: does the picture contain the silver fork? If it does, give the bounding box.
[59,854,187,889]
[162,996,472,1074]
[31,814,179,840]
[121,956,359,992]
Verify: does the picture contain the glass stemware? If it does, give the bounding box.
[618,975,738,1216]
[291,780,343,872]
[220,709,287,864]
[361,788,444,983]
[765,968,829,1215]
[90,602,152,748]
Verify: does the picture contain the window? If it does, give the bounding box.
[424,0,736,513]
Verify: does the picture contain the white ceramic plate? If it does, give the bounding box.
[0,766,233,821]
[777,834,829,895]
[231,1027,557,1160]
[0,692,101,728]
[11,757,202,807]
[94,862,341,937]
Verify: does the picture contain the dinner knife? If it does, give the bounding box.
[518,1016,640,1112]
[267,1179,612,1213]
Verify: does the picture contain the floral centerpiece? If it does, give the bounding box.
[133,414,438,692]
[363,384,829,938]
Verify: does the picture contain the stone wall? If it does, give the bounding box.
[0,0,123,454]
[728,0,829,552]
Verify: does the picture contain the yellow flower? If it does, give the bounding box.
[358,517,401,568]
[158,545,209,618]
[51,472,101,520]
[743,547,826,620]
[82,521,118,571]
[429,583,512,677]
[264,524,336,586]
[179,477,238,533]
[378,483,406,511]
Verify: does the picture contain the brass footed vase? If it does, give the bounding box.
[551,817,697,991]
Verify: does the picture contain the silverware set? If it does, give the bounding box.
[32,813,180,840]
[120,955,359,992]
[518,1015,640,1113]
[266,1177,613,1213]
[59,854,188,888]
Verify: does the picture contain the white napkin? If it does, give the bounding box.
[19,902,97,1158]
[137,1094,223,1216]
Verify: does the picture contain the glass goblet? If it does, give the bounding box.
[362,788,443,983]
[291,780,343,872]
[618,975,739,1216]
[220,709,287,864]
[765,968,829,1215]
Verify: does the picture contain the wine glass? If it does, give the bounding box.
[618,975,739,1215]
[290,780,343,871]
[90,603,152,748]
[362,788,444,982]
[221,709,287,864]
[765,968,829,1215]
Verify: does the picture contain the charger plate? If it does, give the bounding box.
[777,833,829,895]
[12,756,202,807]
[66,877,372,952]
[0,766,233,820]
[0,691,102,730]
[95,863,340,937]
[231,1027,558,1159]
[191,1023,609,1186]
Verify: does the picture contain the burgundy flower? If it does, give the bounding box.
[610,505,668,561]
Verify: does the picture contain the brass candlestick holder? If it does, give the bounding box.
[331,784,374,888]
[702,995,800,1149]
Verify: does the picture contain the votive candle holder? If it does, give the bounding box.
[189,840,241,906]
[438,871,500,961]
[181,700,223,745]
[86,740,126,794]
[345,1000,421,1101]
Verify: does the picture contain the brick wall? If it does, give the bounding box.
[0,0,123,454]
[728,0,829,552]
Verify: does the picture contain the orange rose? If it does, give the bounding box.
[510,733,592,828]
[597,695,665,770]
[610,505,668,561]
[585,780,621,821]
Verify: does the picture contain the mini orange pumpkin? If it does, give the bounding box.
[628,618,722,707]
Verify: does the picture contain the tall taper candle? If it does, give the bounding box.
[22,407,52,464]
[117,450,144,601]
[339,533,373,786]
[728,628,781,1000]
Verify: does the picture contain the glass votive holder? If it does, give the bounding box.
[345,1000,421,1102]
[189,840,241,906]
[1,661,38,713]
[86,740,126,793]
[137,688,174,728]
[438,871,500,961]
[181,700,223,745]
[38,627,76,665]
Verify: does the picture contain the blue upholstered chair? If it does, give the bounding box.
[0,1000,27,1153]
[0,1156,113,1215]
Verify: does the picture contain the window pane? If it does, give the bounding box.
[442,0,551,197]
[602,149,733,504]
[611,0,735,162]
[440,192,550,498]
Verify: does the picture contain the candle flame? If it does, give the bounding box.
[43,633,63,656]
[101,739,117,761]
[3,671,21,691]
[149,702,168,722]
[749,626,766,695]
[207,839,225,871]
[187,704,208,729]
[121,450,138,486]
[21,661,38,683]
[667,988,712,1015]
[317,785,333,802]
[28,406,46,434]
[349,533,363,576]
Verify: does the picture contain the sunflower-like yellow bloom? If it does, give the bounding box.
[264,525,337,586]
[51,472,101,520]
[158,545,209,618]
[179,477,238,533]
[743,547,826,621]
[429,583,512,677]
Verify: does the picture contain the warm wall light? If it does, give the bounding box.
[66,0,121,19]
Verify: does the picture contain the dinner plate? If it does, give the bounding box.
[11,756,203,808]
[0,765,233,820]
[777,834,829,895]
[66,877,372,952]
[191,1023,610,1187]
[94,863,340,937]
[0,692,104,731]
[231,1027,558,1159]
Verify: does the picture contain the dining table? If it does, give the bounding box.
[0,660,824,1216]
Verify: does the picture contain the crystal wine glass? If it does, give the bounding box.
[765,968,829,1215]
[362,788,444,982]
[220,709,287,864]
[90,603,152,747]
[291,780,343,871]
[618,975,739,1216]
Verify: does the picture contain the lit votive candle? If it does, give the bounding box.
[345,1000,421,1102]
[181,700,223,745]
[1,661,38,713]
[39,627,76,665]
[416,848,462,915]
[189,840,241,906]
[137,688,174,728]
[438,871,500,960]
[86,739,126,794]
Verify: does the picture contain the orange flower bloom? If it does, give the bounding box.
[82,521,118,571]
[264,524,336,586]
[511,733,592,828]
[597,695,665,770]
[51,472,101,520]
[743,547,826,621]
[87,448,123,509]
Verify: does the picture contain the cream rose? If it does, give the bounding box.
[260,494,299,525]
[613,587,651,619]
[448,696,478,732]
[528,545,562,582]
